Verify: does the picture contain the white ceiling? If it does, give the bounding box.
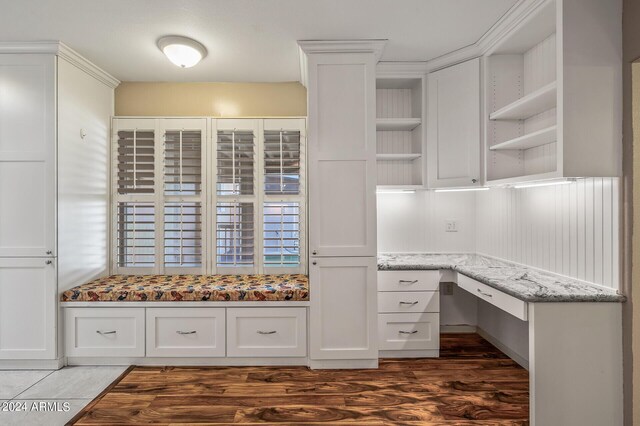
[0,0,518,82]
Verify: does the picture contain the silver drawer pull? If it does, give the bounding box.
[399,330,418,334]
[399,301,419,306]
[176,330,197,335]
[257,330,277,335]
[477,288,493,298]
[96,330,116,335]
[399,280,418,285]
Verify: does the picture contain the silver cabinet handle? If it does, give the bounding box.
[257,330,277,335]
[399,301,419,305]
[477,288,493,298]
[399,330,418,334]
[399,280,418,285]
[96,330,116,335]
[176,330,197,335]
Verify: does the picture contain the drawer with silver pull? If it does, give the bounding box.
[226,307,307,357]
[378,270,441,292]
[146,308,226,357]
[457,274,528,321]
[378,313,439,350]
[378,291,439,313]
[64,307,145,357]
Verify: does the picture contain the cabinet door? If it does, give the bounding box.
[0,258,56,359]
[309,257,377,360]
[0,55,56,257]
[307,53,377,257]
[427,58,481,188]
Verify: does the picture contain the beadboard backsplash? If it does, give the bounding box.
[377,177,621,290]
[475,177,620,290]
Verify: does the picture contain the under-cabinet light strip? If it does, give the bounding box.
[434,187,490,193]
[513,179,576,189]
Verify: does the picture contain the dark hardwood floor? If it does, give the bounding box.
[69,333,529,425]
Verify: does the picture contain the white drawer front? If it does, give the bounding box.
[146,308,226,357]
[65,308,144,357]
[457,274,528,321]
[378,291,440,313]
[378,313,439,350]
[227,308,306,358]
[378,270,440,292]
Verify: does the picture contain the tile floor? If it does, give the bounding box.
[0,366,127,426]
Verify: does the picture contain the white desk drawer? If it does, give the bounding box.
[457,274,528,321]
[227,308,306,357]
[378,291,439,313]
[65,308,145,357]
[378,270,440,292]
[378,313,439,350]
[146,308,226,357]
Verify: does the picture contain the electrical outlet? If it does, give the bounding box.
[442,282,454,295]
[445,220,458,232]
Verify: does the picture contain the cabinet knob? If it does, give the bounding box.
[312,261,317,265]
[45,260,52,265]
[46,250,52,255]
[312,250,317,255]
[471,178,478,184]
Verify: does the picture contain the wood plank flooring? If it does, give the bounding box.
[69,333,529,425]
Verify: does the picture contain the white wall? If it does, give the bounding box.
[475,177,620,290]
[57,58,113,291]
[377,191,476,253]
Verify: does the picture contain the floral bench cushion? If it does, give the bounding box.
[61,274,309,302]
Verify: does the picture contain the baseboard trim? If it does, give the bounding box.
[441,325,477,333]
[477,327,529,370]
[379,349,439,358]
[0,357,64,370]
[67,357,309,367]
[309,359,378,369]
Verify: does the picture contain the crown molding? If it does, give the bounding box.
[0,41,120,89]
[376,61,429,77]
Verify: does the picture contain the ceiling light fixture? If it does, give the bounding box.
[158,36,207,68]
[434,187,490,193]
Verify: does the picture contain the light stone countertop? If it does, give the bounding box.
[378,253,626,303]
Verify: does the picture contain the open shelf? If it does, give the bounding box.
[490,81,557,121]
[376,118,422,131]
[490,125,557,151]
[376,153,421,161]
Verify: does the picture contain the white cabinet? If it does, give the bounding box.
[378,313,440,350]
[306,52,377,257]
[309,257,377,360]
[0,258,56,359]
[457,274,528,321]
[64,307,145,357]
[227,308,306,357]
[427,58,481,188]
[146,308,225,357]
[0,54,56,257]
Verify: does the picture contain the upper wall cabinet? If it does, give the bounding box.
[427,58,481,188]
[484,0,621,184]
[375,65,426,190]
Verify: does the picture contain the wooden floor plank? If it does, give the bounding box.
[70,333,529,425]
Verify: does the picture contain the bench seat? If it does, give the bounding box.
[61,274,309,302]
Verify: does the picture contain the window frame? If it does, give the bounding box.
[111,117,306,275]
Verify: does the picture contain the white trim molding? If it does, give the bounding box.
[297,39,387,87]
[0,41,120,88]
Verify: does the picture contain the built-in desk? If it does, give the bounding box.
[378,253,625,426]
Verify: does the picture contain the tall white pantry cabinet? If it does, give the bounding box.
[0,43,118,367]
[299,41,383,368]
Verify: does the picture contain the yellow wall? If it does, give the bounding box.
[114,82,307,117]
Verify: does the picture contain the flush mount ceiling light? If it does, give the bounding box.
[157,36,207,68]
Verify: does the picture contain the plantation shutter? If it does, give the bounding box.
[116,202,155,267]
[264,130,301,195]
[263,202,301,267]
[216,202,255,267]
[164,202,202,267]
[164,130,202,196]
[216,130,255,196]
[117,130,155,194]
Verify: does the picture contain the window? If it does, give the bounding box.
[112,118,305,274]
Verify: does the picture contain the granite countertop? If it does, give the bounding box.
[378,253,626,303]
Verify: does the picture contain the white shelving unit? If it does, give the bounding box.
[375,73,426,188]
[484,0,621,184]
